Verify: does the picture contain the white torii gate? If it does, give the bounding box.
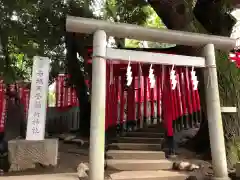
[66,16,236,180]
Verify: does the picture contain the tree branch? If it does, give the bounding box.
[148,0,236,36]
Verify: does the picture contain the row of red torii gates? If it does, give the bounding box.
[104,63,201,135]
[85,47,202,136]
[0,62,201,137]
[54,47,201,136]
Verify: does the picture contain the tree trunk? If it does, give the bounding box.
[115,38,125,48]
[65,1,95,137]
[65,32,91,137]
[148,0,237,166]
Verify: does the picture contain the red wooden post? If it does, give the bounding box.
[120,75,125,132]
[143,76,148,125]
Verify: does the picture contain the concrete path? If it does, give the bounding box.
[0,173,79,180]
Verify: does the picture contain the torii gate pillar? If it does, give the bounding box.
[89,30,107,180]
[203,44,229,180]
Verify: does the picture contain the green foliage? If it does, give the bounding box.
[103,0,172,48]
[217,51,240,106]
[0,0,69,83]
[0,0,169,84]
[124,6,165,48]
[125,39,140,48]
[116,4,174,48]
[104,0,148,24]
[48,91,56,107]
[0,0,95,83]
[143,6,164,29]
[225,137,240,167]
[216,51,240,167]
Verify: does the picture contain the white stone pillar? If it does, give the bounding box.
[203,44,229,180]
[89,30,107,180]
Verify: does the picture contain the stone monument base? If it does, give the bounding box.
[8,138,58,172]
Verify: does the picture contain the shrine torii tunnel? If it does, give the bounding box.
[66,16,237,180]
[85,47,202,136]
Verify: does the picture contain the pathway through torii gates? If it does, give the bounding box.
[103,61,202,137]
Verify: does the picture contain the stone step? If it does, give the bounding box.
[136,127,165,133]
[136,124,165,133]
[147,123,163,128]
[114,137,164,144]
[0,173,79,180]
[109,143,161,151]
[107,150,166,160]
[106,159,173,171]
[125,132,164,138]
[109,170,188,180]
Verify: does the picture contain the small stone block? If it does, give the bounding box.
[236,162,240,177]
[8,138,59,172]
[210,177,231,180]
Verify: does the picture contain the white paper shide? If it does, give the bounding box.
[26,56,50,141]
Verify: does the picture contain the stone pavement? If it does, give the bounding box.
[0,173,79,180]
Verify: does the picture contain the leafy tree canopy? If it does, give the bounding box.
[0,0,166,84]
